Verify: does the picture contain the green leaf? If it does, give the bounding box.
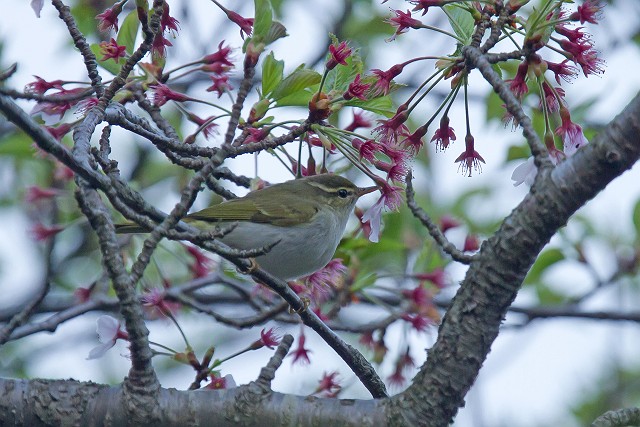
[0,132,35,158]
[324,54,363,94]
[505,144,531,162]
[252,0,273,43]
[343,96,395,117]
[90,43,121,75]
[274,88,316,107]
[271,67,321,101]
[117,10,140,54]
[535,284,567,305]
[444,5,474,44]
[264,21,288,45]
[633,199,640,240]
[524,248,565,285]
[261,52,284,98]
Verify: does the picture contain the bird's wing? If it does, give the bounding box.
[184,193,318,227]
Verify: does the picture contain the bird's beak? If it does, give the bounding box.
[356,185,379,197]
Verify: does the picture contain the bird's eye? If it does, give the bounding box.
[337,189,349,198]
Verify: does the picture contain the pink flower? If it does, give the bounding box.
[326,41,352,70]
[555,25,588,43]
[290,330,312,365]
[402,285,431,309]
[259,327,281,349]
[206,373,236,390]
[401,125,427,155]
[415,268,447,289]
[343,74,370,100]
[431,115,456,151]
[569,0,604,24]
[303,258,347,303]
[149,83,190,106]
[206,75,233,98]
[30,223,64,241]
[202,41,234,68]
[463,234,479,252]
[374,107,410,145]
[555,108,589,156]
[75,97,99,117]
[439,215,460,233]
[361,182,402,242]
[387,9,423,40]
[371,64,404,95]
[314,371,342,397]
[541,82,564,113]
[559,39,604,77]
[99,38,126,63]
[410,0,444,16]
[224,10,254,37]
[24,76,64,95]
[545,60,578,84]
[401,313,430,332]
[506,61,529,99]
[184,245,215,278]
[96,2,124,33]
[152,33,173,58]
[45,123,74,141]
[344,111,372,132]
[352,138,382,162]
[454,134,485,177]
[142,287,180,319]
[186,113,219,140]
[87,315,129,360]
[160,2,180,36]
[25,186,59,203]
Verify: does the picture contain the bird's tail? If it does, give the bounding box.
[114,222,149,234]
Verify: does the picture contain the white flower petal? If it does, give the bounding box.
[511,157,537,187]
[96,315,120,343]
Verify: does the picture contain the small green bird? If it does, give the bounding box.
[116,174,377,280]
